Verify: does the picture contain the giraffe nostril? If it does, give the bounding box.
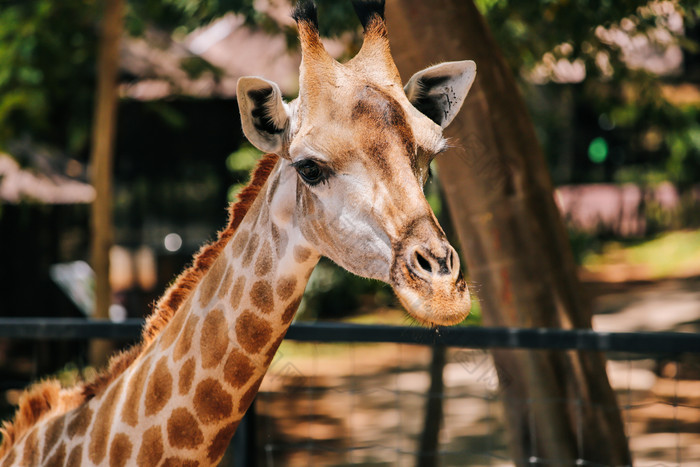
[415,251,433,273]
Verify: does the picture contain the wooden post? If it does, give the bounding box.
[89,0,124,367]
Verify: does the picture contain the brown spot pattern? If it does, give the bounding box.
[162,457,199,467]
[302,222,319,245]
[173,315,199,362]
[217,267,233,299]
[67,403,93,437]
[42,415,64,460]
[269,221,279,239]
[230,276,246,309]
[267,172,280,204]
[235,311,273,354]
[224,349,255,389]
[276,276,297,301]
[0,447,15,467]
[200,309,229,369]
[238,376,264,414]
[270,223,281,258]
[242,233,259,268]
[144,356,173,416]
[109,433,133,467]
[277,228,289,259]
[302,190,317,215]
[121,355,152,427]
[198,256,226,308]
[45,442,65,467]
[167,408,203,450]
[352,84,416,159]
[250,280,274,312]
[67,445,82,466]
[231,230,249,258]
[282,297,302,324]
[21,428,39,465]
[137,426,164,467]
[207,422,239,463]
[159,301,188,350]
[88,378,124,464]
[178,357,196,395]
[254,243,273,276]
[293,245,311,263]
[264,332,287,364]
[194,378,233,424]
[259,204,270,226]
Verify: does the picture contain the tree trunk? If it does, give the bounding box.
[387,1,631,465]
[89,0,123,366]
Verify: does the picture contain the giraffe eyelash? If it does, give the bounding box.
[291,158,332,186]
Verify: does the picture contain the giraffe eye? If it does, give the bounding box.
[292,159,328,186]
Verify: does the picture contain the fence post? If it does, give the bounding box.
[416,345,446,467]
[232,398,257,467]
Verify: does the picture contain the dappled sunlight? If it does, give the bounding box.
[254,343,700,465]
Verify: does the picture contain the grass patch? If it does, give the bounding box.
[582,229,700,279]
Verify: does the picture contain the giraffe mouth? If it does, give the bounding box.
[391,257,471,326]
[387,218,471,326]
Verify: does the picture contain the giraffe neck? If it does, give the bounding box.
[124,162,320,464]
[11,162,320,466]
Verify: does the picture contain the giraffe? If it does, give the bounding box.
[0,1,477,465]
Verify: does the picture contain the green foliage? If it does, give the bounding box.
[298,258,394,320]
[568,228,604,265]
[0,0,263,154]
[463,297,482,326]
[664,114,700,187]
[179,55,224,80]
[314,0,359,38]
[425,161,443,216]
[225,142,263,201]
[4,0,699,320]
[0,0,98,152]
[127,0,256,35]
[475,1,700,187]
[476,0,647,73]
[581,229,700,279]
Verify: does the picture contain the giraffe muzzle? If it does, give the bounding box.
[391,239,471,326]
[408,244,460,282]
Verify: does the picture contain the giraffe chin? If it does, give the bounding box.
[393,279,471,327]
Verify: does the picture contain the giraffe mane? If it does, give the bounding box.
[0,153,280,457]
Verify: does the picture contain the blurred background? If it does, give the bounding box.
[0,0,699,465]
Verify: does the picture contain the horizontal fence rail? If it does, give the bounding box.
[2,318,699,466]
[1,318,699,353]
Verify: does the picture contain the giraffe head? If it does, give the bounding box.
[236,0,475,326]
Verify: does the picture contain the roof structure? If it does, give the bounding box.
[119,2,346,99]
[0,153,94,204]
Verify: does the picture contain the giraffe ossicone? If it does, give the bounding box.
[0,0,476,465]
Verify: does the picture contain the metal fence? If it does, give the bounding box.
[1,319,699,352]
[1,319,699,466]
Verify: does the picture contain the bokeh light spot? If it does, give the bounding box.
[164,233,183,252]
[588,137,609,163]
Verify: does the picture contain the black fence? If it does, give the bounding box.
[1,319,699,466]
[2,318,699,352]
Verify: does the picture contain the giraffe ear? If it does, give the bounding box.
[237,77,290,154]
[404,60,476,128]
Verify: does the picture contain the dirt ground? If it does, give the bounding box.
[228,276,700,467]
